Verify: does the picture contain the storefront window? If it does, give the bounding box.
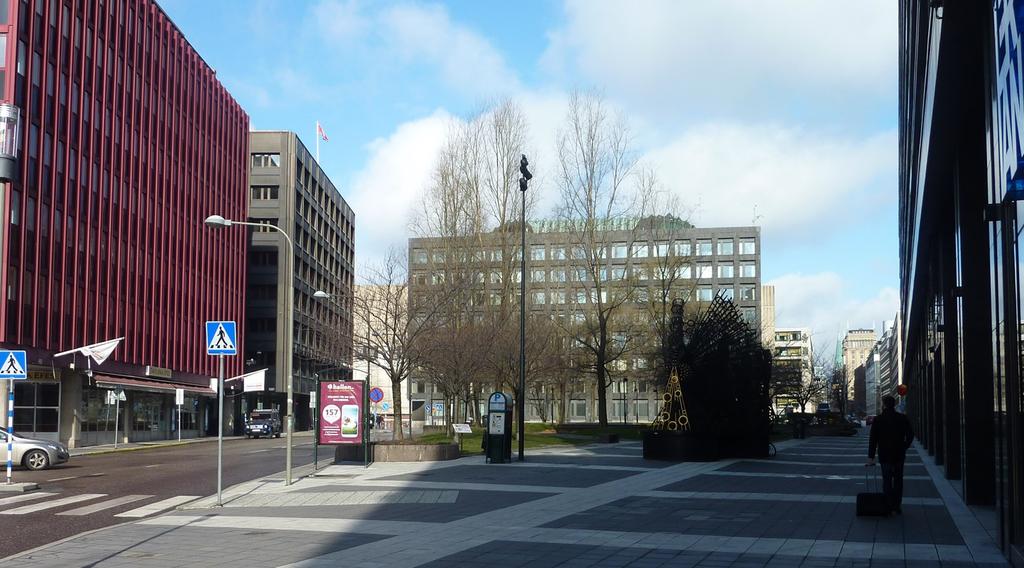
[132,392,168,439]
[13,381,59,433]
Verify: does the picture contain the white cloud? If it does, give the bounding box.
[644,123,896,239]
[312,1,519,99]
[544,0,896,117]
[347,110,453,265]
[313,0,369,44]
[769,272,899,361]
[378,4,521,98]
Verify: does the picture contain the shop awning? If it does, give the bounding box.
[92,374,216,396]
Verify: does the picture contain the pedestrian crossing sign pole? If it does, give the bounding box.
[205,322,237,507]
[0,349,27,486]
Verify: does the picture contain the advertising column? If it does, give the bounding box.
[319,381,365,464]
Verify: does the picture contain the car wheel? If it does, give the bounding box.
[23,449,50,471]
[275,432,281,438]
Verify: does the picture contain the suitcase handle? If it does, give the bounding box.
[864,464,879,492]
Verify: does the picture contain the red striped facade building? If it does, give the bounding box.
[0,0,248,447]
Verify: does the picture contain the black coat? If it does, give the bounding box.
[868,409,914,463]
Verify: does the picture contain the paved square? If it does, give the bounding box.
[0,433,1008,568]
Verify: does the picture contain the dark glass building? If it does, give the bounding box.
[900,1,1024,562]
[0,0,248,447]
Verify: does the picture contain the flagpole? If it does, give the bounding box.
[316,121,320,163]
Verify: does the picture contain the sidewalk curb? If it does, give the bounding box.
[69,432,315,457]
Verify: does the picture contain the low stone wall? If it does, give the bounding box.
[334,443,460,463]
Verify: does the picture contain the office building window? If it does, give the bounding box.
[717,239,734,255]
[531,245,545,261]
[740,262,756,277]
[491,249,503,262]
[697,287,713,302]
[675,241,691,256]
[697,264,712,279]
[739,238,756,255]
[654,241,669,257]
[433,251,445,263]
[570,400,587,420]
[250,185,279,200]
[531,269,546,282]
[551,269,567,283]
[413,250,428,264]
[612,243,628,258]
[532,291,546,304]
[251,153,280,168]
[552,291,567,304]
[719,287,734,300]
[611,267,626,280]
[717,264,734,278]
[632,243,648,258]
[550,246,566,260]
[676,265,692,279]
[740,286,756,301]
[740,307,757,323]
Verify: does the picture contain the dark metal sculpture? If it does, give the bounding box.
[644,296,771,460]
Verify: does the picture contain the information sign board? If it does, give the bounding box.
[452,423,472,435]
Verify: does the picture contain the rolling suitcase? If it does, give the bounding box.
[856,466,889,516]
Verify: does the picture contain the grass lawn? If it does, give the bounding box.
[411,422,652,456]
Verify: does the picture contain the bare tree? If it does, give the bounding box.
[772,350,832,414]
[354,249,446,440]
[555,90,654,426]
[412,100,554,427]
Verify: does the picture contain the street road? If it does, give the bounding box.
[0,434,336,559]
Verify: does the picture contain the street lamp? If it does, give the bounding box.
[621,378,627,425]
[518,155,532,462]
[205,214,297,485]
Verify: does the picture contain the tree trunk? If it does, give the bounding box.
[391,376,405,441]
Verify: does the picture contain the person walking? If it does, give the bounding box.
[866,395,915,514]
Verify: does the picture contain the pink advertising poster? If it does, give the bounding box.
[319,381,363,445]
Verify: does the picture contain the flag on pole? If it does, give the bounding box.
[80,338,123,365]
[317,122,329,141]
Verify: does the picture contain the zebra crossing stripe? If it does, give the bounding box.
[0,491,58,507]
[58,494,153,516]
[0,493,106,514]
[115,495,199,518]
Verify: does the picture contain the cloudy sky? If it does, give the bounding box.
[162,0,899,357]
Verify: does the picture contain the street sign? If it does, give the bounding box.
[106,390,117,405]
[309,392,316,409]
[0,350,27,379]
[382,402,390,411]
[117,390,126,402]
[433,402,444,416]
[205,321,237,356]
[452,423,472,434]
[369,387,384,403]
[175,388,184,406]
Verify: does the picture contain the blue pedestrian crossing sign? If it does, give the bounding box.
[0,350,27,379]
[205,321,237,356]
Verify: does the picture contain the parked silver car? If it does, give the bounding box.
[0,430,70,470]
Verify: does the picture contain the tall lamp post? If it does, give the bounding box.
[518,155,532,461]
[205,214,297,485]
[621,378,627,425]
